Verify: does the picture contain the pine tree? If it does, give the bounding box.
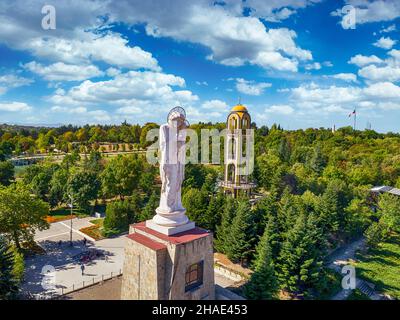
[278,137,291,162]
[244,236,278,299]
[182,188,209,227]
[277,188,300,234]
[215,197,236,253]
[317,180,349,236]
[308,144,326,174]
[204,192,225,232]
[276,213,323,296]
[139,191,159,221]
[127,193,143,224]
[225,200,256,265]
[255,195,279,236]
[256,216,281,262]
[0,236,18,299]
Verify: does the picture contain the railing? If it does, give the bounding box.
[33,269,122,300]
[218,181,256,190]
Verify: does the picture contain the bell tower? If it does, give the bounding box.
[220,104,255,197]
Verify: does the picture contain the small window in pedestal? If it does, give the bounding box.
[185,261,204,292]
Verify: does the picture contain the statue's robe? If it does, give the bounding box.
[157,123,186,213]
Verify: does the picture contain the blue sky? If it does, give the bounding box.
[1,0,400,132]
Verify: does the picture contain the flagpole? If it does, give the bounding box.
[354,106,357,131]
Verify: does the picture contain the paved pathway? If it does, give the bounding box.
[327,238,386,300]
[22,218,126,299]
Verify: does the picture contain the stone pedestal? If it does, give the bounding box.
[121,221,215,300]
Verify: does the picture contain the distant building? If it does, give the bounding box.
[370,186,400,197]
[219,104,256,198]
[369,186,400,213]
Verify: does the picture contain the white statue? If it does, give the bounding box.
[149,107,193,232]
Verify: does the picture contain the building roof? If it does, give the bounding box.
[231,104,248,112]
[370,185,400,196]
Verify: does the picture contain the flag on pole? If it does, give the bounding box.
[348,109,356,117]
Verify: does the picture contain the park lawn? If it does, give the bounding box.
[79,218,105,241]
[354,233,400,299]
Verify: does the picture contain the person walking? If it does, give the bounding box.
[83,238,87,246]
[80,264,85,276]
[105,255,109,263]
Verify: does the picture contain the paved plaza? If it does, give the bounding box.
[22,217,126,298]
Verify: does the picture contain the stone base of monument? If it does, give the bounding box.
[145,219,195,236]
[121,221,215,300]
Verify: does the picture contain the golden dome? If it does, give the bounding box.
[231,104,248,112]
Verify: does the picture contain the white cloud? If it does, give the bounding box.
[51,106,88,114]
[380,24,396,33]
[0,101,32,112]
[0,1,160,71]
[0,1,314,74]
[358,64,400,82]
[24,61,104,81]
[244,0,321,21]
[0,74,33,94]
[348,54,384,67]
[26,33,160,71]
[48,71,198,118]
[111,1,312,72]
[304,62,322,70]
[235,78,272,96]
[265,104,294,115]
[185,106,224,122]
[106,67,121,77]
[201,99,229,111]
[331,73,357,82]
[363,81,400,98]
[333,0,400,24]
[373,36,397,49]
[289,81,400,115]
[196,81,209,86]
[51,105,111,123]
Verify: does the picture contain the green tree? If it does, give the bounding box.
[317,180,350,237]
[215,197,236,253]
[0,236,18,299]
[307,144,327,174]
[67,171,100,213]
[10,246,24,284]
[277,213,324,296]
[48,168,69,208]
[139,191,159,221]
[182,188,209,227]
[204,192,225,232]
[378,193,400,232]
[103,200,132,236]
[0,161,14,186]
[225,200,256,265]
[0,184,49,249]
[244,222,278,299]
[100,155,142,199]
[364,222,388,248]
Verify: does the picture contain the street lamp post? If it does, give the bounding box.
[69,195,73,246]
